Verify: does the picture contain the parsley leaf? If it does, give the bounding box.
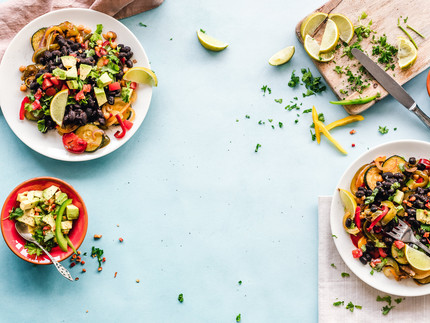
[288,70,300,87]
[178,293,184,303]
[255,143,261,152]
[7,207,23,220]
[91,246,104,266]
[378,126,389,134]
[341,272,350,278]
[236,314,241,322]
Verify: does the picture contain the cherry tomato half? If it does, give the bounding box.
[62,133,87,154]
[352,248,363,259]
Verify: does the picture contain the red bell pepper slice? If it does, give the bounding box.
[123,120,133,130]
[102,40,110,47]
[20,97,30,120]
[350,234,362,248]
[114,114,127,139]
[108,82,121,91]
[34,88,43,100]
[419,158,430,170]
[42,78,53,90]
[352,248,363,258]
[394,240,405,250]
[367,205,389,231]
[31,99,41,110]
[354,206,361,230]
[62,133,87,154]
[75,90,85,101]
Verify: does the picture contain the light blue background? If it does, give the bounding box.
[1,0,429,322]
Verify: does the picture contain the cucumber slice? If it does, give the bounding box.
[31,27,47,51]
[75,124,104,152]
[364,166,382,190]
[382,155,406,173]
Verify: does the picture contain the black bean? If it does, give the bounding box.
[125,60,133,68]
[51,50,62,57]
[421,238,428,245]
[355,191,364,198]
[123,46,131,52]
[107,96,115,105]
[383,236,393,245]
[98,117,106,125]
[364,253,372,261]
[118,52,127,58]
[70,43,80,51]
[359,256,368,265]
[29,81,39,90]
[126,51,133,59]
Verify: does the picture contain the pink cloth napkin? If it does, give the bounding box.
[0,0,163,60]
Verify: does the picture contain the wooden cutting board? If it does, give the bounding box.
[295,0,430,114]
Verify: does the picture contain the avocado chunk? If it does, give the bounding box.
[79,64,92,81]
[43,185,59,200]
[97,72,112,88]
[121,87,133,103]
[42,213,56,230]
[66,80,79,90]
[52,67,67,80]
[417,209,430,224]
[94,87,107,106]
[55,192,68,205]
[16,209,35,227]
[61,56,77,68]
[66,204,79,220]
[392,190,404,205]
[65,66,78,79]
[20,198,39,211]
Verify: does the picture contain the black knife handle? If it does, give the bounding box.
[410,104,430,130]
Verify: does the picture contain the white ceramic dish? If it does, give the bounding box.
[330,140,430,296]
[0,8,152,161]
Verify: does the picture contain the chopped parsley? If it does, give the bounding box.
[200,29,206,33]
[178,293,184,303]
[394,298,404,304]
[346,301,362,312]
[285,103,300,111]
[302,109,312,114]
[238,280,242,285]
[334,66,344,74]
[377,295,391,305]
[7,207,23,220]
[278,122,283,128]
[382,305,395,315]
[372,35,398,69]
[255,143,261,152]
[378,126,389,134]
[310,130,316,141]
[333,301,344,306]
[91,246,104,267]
[331,263,336,268]
[301,68,326,94]
[245,115,250,119]
[332,234,338,238]
[261,85,271,95]
[274,98,283,104]
[139,22,147,27]
[288,70,300,88]
[318,113,325,122]
[236,314,241,322]
[341,272,350,278]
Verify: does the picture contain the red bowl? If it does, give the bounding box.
[1,177,88,264]
[427,69,430,97]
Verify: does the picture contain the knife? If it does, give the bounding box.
[351,48,430,130]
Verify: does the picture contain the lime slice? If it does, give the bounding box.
[398,37,417,69]
[196,30,228,52]
[319,19,339,53]
[329,13,354,44]
[50,89,68,126]
[304,35,334,62]
[268,46,295,66]
[300,12,328,39]
[338,188,357,216]
[405,245,430,271]
[123,67,158,87]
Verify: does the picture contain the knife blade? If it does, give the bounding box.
[351,48,430,130]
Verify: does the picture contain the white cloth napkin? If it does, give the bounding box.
[318,196,430,322]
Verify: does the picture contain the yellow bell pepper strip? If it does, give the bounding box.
[315,120,347,155]
[55,199,72,252]
[329,93,380,105]
[326,115,364,131]
[312,106,321,144]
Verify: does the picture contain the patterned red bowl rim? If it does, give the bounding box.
[1,177,88,264]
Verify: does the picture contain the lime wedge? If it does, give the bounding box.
[300,12,328,39]
[304,35,334,62]
[329,13,354,44]
[123,67,158,87]
[319,19,339,53]
[268,46,295,66]
[338,188,357,216]
[196,30,228,52]
[405,245,430,271]
[50,89,68,126]
[398,37,417,69]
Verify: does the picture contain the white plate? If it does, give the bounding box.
[330,140,430,296]
[0,9,152,161]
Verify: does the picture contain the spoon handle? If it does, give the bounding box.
[36,242,74,281]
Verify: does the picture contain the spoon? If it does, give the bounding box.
[15,222,73,281]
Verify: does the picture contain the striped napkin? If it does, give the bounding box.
[318,196,430,322]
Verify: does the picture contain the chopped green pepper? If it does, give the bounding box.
[330,93,380,105]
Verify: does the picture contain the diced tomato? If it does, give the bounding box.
[82,84,92,93]
[394,240,405,250]
[103,58,109,66]
[31,99,41,110]
[130,82,137,90]
[50,76,60,86]
[370,258,382,268]
[352,248,363,258]
[417,177,424,183]
[61,84,69,92]
[62,133,87,154]
[419,158,430,170]
[75,90,85,101]
[100,48,107,56]
[34,88,43,100]
[42,73,52,79]
[108,82,121,91]
[378,248,387,258]
[45,87,57,96]
[42,78,53,90]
